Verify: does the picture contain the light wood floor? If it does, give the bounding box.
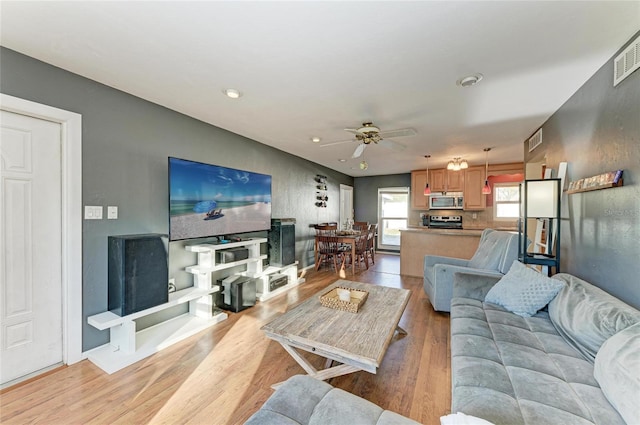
[0,254,451,424]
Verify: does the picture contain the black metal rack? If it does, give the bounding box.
[518,179,561,276]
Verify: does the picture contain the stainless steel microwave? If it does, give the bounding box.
[429,192,464,210]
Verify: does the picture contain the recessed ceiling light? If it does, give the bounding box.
[456,73,483,88]
[223,88,242,99]
[338,159,347,162]
[311,137,321,143]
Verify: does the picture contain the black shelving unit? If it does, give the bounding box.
[518,179,561,276]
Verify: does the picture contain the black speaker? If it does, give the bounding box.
[108,234,169,316]
[216,248,249,263]
[268,218,295,267]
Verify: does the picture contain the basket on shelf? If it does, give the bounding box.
[319,287,369,313]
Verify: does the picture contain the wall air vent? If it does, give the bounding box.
[528,128,542,153]
[614,34,640,87]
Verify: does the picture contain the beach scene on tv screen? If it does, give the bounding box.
[169,158,272,240]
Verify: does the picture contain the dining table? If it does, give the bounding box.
[314,230,364,275]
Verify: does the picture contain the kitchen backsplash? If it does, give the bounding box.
[410,208,518,230]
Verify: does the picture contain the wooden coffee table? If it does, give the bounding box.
[261,280,410,386]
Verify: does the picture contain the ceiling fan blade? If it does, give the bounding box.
[319,138,356,148]
[344,128,362,135]
[379,138,406,152]
[378,128,417,139]
[352,143,367,158]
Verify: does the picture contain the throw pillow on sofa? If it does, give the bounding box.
[593,322,640,425]
[484,260,564,317]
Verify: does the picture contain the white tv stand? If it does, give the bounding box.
[185,238,300,302]
[87,238,300,374]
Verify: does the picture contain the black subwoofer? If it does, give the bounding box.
[108,234,169,316]
[268,218,295,267]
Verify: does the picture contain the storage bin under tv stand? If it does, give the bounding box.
[86,238,300,374]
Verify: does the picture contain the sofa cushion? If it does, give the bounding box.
[593,322,640,425]
[245,375,333,424]
[548,273,640,362]
[485,261,564,317]
[246,375,420,425]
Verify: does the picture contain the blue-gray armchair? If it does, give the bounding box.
[423,229,519,312]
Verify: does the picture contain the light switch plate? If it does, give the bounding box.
[107,206,118,219]
[84,206,103,220]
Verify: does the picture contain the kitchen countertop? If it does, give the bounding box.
[403,226,484,236]
[406,225,517,233]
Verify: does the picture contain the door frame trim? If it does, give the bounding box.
[377,186,410,251]
[1,94,83,365]
[339,184,353,229]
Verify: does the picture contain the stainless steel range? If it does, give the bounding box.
[425,215,463,229]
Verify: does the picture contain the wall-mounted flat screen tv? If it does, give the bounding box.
[169,157,272,241]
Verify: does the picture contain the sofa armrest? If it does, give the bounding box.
[452,271,503,301]
[424,255,470,269]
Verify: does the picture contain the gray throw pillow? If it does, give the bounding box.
[593,322,640,425]
[485,261,564,317]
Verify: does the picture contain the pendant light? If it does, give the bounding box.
[423,155,431,195]
[482,148,492,194]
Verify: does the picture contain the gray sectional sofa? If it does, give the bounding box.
[451,271,640,425]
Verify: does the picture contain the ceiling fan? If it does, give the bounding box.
[320,122,417,158]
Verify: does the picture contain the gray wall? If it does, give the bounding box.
[354,174,411,252]
[353,174,411,225]
[0,47,352,351]
[524,32,640,309]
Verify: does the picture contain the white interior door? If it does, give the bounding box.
[1,110,63,385]
[339,184,353,229]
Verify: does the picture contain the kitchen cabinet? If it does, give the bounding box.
[429,169,464,192]
[411,170,429,209]
[464,166,486,210]
[447,170,464,191]
[400,228,482,277]
[430,169,445,192]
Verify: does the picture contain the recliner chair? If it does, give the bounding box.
[423,228,519,312]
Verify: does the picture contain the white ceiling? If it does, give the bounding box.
[1,1,638,176]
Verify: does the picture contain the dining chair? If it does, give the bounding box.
[341,232,369,272]
[366,223,377,266]
[315,225,341,272]
[353,221,368,232]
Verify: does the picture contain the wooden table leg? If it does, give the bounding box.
[351,242,356,275]
[271,342,362,389]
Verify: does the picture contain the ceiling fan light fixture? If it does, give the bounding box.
[359,122,380,133]
[460,159,469,169]
[223,88,242,99]
[447,160,455,170]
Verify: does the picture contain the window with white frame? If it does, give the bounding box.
[493,183,520,220]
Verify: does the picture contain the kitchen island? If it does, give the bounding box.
[399,227,484,277]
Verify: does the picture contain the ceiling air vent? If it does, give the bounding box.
[614,34,640,87]
[528,128,542,153]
